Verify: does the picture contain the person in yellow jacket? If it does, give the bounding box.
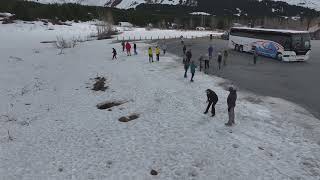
[148,47,153,63]
[155,46,161,61]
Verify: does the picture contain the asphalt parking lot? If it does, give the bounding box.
[164,38,320,119]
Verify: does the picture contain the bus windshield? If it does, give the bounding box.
[291,34,311,50]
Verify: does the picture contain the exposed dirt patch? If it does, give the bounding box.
[92,77,108,91]
[150,169,158,176]
[118,113,140,122]
[97,101,124,110]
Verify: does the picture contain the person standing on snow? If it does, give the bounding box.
[184,49,192,78]
[223,50,228,66]
[125,42,131,56]
[162,43,167,55]
[121,41,125,52]
[112,48,117,60]
[208,45,213,60]
[204,89,218,117]
[180,35,184,44]
[183,45,187,55]
[225,87,237,126]
[148,47,153,63]
[133,43,137,55]
[186,49,192,62]
[190,61,197,82]
[217,52,222,70]
[155,46,160,61]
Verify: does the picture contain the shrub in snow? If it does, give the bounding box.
[55,36,78,54]
[96,10,118,40]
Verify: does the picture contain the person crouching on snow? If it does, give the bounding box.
[112,48,117,60]
[204,89,218,117]
[190,61,197,82]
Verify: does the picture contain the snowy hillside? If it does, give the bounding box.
[27,0,193,8]
[274,0,320,11]
[1,21,320,179]
[27,0,320,10]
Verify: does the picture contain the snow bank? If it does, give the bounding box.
[0,21,320,180]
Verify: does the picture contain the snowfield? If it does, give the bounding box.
[116,27,222,41]
[0,21,320,180]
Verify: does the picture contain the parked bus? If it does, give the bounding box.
[228,27,311,61]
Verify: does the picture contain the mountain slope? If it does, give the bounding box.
[274,0,320,11]
[27,0,195,8]
[28,0,320,10]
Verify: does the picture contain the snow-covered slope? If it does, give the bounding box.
[28,0,320,10]
[267,0,320,11]
[27,0,192,8]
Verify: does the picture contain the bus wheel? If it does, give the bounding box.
[239,46,243,52]
[276,53,283,61]
[234,44,239,51]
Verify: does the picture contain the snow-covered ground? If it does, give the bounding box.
[116,27,222,41]
[1,21,320,180]
[0,20,221,42]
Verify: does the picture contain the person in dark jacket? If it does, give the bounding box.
[204,89,219,117]
[208,45,213,59]
[225,87,237,126]
[112,48,117,60]
[133,43,137,55]
[183,49,192,78]
[183,45,187,55]
[186,49,192,61]
[183,54,190,78]
[217,52,222,70]
[121,41,125,52]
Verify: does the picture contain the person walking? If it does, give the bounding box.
[190,61,197,82]
[162,43,167,55]
[183,45,187,55]
[253,49,258,65]
[184,49,192,78]
[204,89,218,117]
[180,35,184,44]
[217,52,222,70]
[186,49,192,62]
[148,47,153,63]
[155,46,160,61]
[225,87,237,126]
[223,50,228,66]
[133,43,137,55]
[208,45,213,60]
[112,48,117,60]
[125,42,131,56]
[121,41,125,52]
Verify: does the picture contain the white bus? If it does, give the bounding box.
[228,27,311,62]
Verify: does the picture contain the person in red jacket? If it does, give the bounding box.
[125,42,131,56]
